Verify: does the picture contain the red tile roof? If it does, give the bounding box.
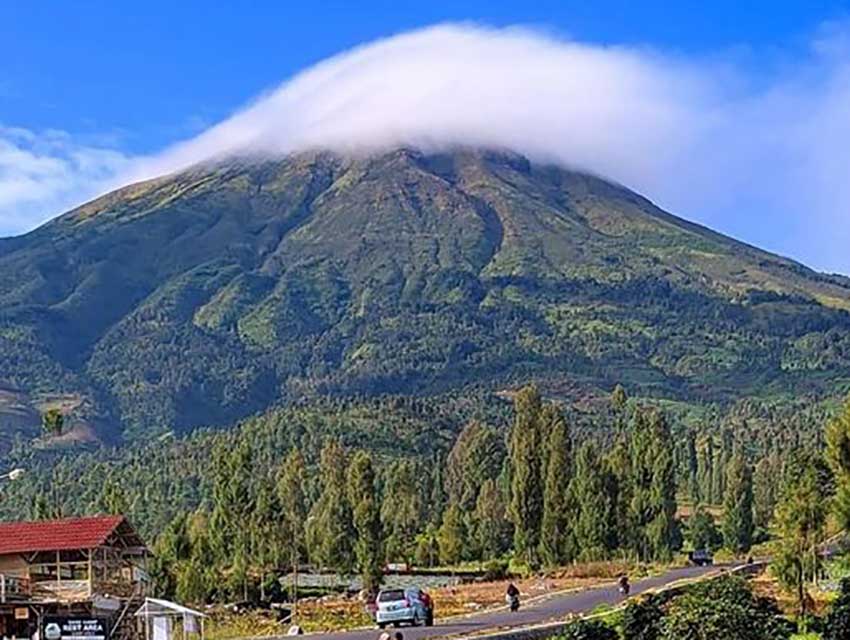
[0,516,127,555]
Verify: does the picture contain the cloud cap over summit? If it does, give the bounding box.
[4,23,850,272]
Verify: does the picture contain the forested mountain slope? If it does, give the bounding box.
[2,148,850,445]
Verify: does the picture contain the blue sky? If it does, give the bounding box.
[3,1,846,153]
[2,1,850,272]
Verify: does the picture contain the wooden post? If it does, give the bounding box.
[88,550,93,597]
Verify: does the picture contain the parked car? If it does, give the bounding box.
[688,549,714,566]
[375,587,434,628]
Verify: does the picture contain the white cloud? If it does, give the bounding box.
[0,125,131,236]
[3,23,850,272]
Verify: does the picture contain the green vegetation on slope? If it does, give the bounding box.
[2,149,850,447]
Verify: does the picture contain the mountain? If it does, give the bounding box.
[2,148,850,446]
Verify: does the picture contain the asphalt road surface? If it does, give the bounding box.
[299,564,724,640]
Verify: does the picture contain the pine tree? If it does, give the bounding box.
[629,408,678,561]
[445,421,505,511]
[208,439,256,599]
[697,436,715,504]
[539,406,573,567]
[41,408,64,437]
[428,459,447,527]
[347,451,383,593]
[753,456,778,531]
[277,449,307,613]
[252,483,283,601]
[414,525,440,568]
[176,512,216,604]
[508,385,544,568]
[773,454,828,617]
[438,502,466,566]
[685,429,700,504]
[571,443,615,561]
[611,384,628,413]
[712,429,734,504]
[722,452,754,554]
[606,440,632,552]
[381,459,425,563]
[95,479,130,515]
[150,513,192,599]
[307,440,355,574]
[826,394,850,531]
[473,479,510,560]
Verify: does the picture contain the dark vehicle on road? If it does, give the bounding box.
[688,549,714,566]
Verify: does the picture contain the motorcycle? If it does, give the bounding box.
[508,594,520,612]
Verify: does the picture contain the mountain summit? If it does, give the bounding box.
[2,148,849,444]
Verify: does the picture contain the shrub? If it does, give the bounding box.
[622,593,666,640]
[823,577,850,640]
[560,619,618,640]
[483,558,509,581]
[660,576,793,640]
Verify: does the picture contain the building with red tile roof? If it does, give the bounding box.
[0,515,139,556]
[0,515,149,640]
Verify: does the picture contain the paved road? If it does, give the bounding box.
[300,564,724,640]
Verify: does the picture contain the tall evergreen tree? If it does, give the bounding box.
[414,525,440,568]
[611,384,628,413]
[508,385,545,567]
[685,429,700,504]
[347,451,383,593]
[473,479,510,560]
[438,502,466,566]
[539,406,573,566]
[722,452,754,554]
[150,513,191,599]
[381,459,425,563]
[571,443,615,561]
[629,409,678,561]
[773,454,828,617]
[826,394,850,531]
[445,421,505,511]
[753,455,778,531]
[93,477,130,515]
[251,483,283,601]
[278,449,307,614]
[606,440,633,552]
[307,440,355,574]
[208,439,255,599]
[41,408,64,437]
[711,429,734,504]
[697,436,715,504]
[176,512,216,604]
[428,458,447,527]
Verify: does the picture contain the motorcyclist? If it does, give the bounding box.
[506,582,521,611]
[618,574,631,597]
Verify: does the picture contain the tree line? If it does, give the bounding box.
[149,385,684,604]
